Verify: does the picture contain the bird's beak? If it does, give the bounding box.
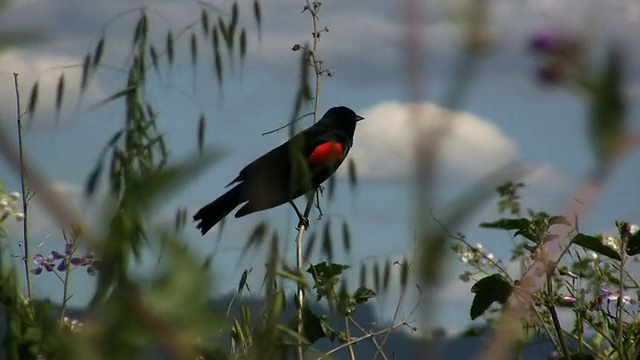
[356,114,365,122]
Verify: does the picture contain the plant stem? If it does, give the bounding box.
[59,257,72,323]
[294,192,315,360]
[344,316,356,360]
[617,236,627,358]
[317,320,411,360]
[546,279,570,358]
[13,73,33,301]
[295,2,324,359]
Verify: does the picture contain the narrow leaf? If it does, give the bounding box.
[321,221,332,262]
[373,262,380,292]
[400,257,409,290]
[166,31,174,67]
[85,160,104,197]
[80,53,91,93]
[55,74,65,118]
[149,45,159,72]
[237,269,249,296]
[198,114,205,155]
[213,49,223,86]
[572,233,621,261]
[231,2,239,30]
[253,0,262,36]
[239,29,247,61]
[92,36,105,69]
[382,260,391,291]
[89,86,138,111]
[348,158,357,189]
[27,81,39,116]
[342,221,351,253]
[190,32,198,68]
[201,9,210,36]
[590,48,625,164]
[480,218,529,231]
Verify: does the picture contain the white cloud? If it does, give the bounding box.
[348,101,519,181]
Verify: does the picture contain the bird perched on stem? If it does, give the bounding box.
[193,106,364,235]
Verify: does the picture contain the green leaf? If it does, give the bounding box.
[348,158,357,189]
[321,221,333,262]
[572,233,621,261]
[307,262,348,301]
[480,218,529,231]
[80,53,91,93]
[400,257,409,290]
[301,306,328,343]
[627,231,640,256]
[237,269,250,296]
[201,10,210,36]
[92,36,105,69]
[470,274,512,320]
[589,47,625,164]
[253,0,262,35]
[353,286,375,304]
[382,260,391,290]
[341,221,351,253]
[27,81,38,116]
[197,114,205,155]
[149,45,159,72]
[55,73,65,118]
[166,31,174,67]
[242,221,268,254]
[190,32,197,68]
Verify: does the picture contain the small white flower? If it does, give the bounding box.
[0,199,8,208]
[603,236,619,250]
[486,253,494,260]
[630,224,639,236]
[460,252,473,264]
[590,251,598,260]
[14,213,24,222]
[475,243,483,250]
[9,192,20,201]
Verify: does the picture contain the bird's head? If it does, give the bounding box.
[319,106,364,135]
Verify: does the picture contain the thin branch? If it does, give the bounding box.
[344,316,356,360]
[261,112,313,136]
[349,317,388,360]
[14,73,33,301]
[295,2,325,359]
[316,320,414,360]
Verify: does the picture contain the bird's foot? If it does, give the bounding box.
[296,216,310,230]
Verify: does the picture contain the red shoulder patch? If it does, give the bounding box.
[306,141,343,165]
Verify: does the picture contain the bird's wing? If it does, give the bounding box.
[227,125,348,186]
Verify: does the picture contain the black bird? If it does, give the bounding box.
[193,106,364,235]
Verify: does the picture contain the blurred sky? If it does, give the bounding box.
[1,0,640,335]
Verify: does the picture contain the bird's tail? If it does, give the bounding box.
[193,186,242,235]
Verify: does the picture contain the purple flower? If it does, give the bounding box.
[536,63,564,85]
[529,30,558,53]
[70,252,100,276]
[558,296,577,307]
[31,254,56,275]
[600,287,637,304]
